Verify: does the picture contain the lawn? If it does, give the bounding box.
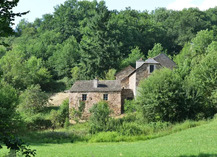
[1,119,216,157]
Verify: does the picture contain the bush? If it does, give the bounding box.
[89,101,111,134]
[49,99,69,130]
[89,132,120,142]
[58,99,69,127]
[69,101,85,121]
[137,68,186,122]
[49,110,60,130]
[124,99,137,113]
[25,113,52,130]
[78,101,85,113]
[18,84,48,116]
[107,118,122,131]
[64,117,70,129]
[119,122,143,136]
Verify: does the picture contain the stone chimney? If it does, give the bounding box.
[93,78,98,88]
[136,58,145,69]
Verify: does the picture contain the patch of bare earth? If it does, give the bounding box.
[48,92,69,106]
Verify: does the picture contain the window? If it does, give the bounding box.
[103,94,108,101]
[150,65,155,73]
[82,94,87,101]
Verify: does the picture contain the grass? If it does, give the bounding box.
[1,118,217,157]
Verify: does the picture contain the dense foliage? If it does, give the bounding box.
[137,30,217,122]
[1,0,217,87]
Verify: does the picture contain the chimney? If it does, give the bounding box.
[136,58,145,69]
[93,78,98,88]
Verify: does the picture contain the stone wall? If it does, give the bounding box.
[136,63,162,86]
[121,77,129,89]
[69,91,121,119]
[129,72,136,96]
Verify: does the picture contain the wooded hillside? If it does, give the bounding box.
[1,0,217,91]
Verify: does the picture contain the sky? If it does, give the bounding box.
[13,0,217,28]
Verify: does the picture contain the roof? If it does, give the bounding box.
[153,53,176,69]
[115,65,135,81]
[126,53,176,78]
[137,58,145,62]
[144,58,159,64]
[70,80,122,92]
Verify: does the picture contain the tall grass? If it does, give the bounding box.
[20,115,210,144]
[89,119,208,142]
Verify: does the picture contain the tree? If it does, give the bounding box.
[80,1,121,79]
[0,80,19,136]
[191,29,214,55]
[0,51,52,90]
[104,69,116,80]
[147,43,167,58]
[120,47,144,68]
[0,80,35,156]
[71,66,82,83]
[48,35,79,78]
[0,0,29,37]
[174,30,215,79]
[185,41,217,118]
[0,1,36,156]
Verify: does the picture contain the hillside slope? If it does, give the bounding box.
[31,118,217,157]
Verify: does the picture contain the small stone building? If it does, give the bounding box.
[69,53,176,118]
[116,53,176,96]
[69,79,122,118]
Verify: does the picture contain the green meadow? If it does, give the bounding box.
[1,119,217,157]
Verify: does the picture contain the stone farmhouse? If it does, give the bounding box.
[69,53,176,118]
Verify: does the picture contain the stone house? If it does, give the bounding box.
[116,53,176,96]
[69,53,176,118]
[69,80,122,118]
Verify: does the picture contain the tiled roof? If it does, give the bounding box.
[70,80,122,92]
[128,53,176,77]
[115,65,135,80]
[153,53,176,69]
[144,58,159,64]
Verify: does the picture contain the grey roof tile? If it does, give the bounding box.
[144,58,159,64]
[116,65,135,80]
[70,80,122,92]
[153,53,176,69]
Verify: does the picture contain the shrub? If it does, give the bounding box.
[64,117,70,129]
[70,101,85,121]
[137,68,186,122]
[119,122,143,136]
[89,131,120,142]
[78,101,85,114]
[58,99,69,127]
[89,101,111,134]
[18,84,48,116]
[50,110,60,130]
[107,118,122,131]
[25,113,52,130]
[124,99,137,113]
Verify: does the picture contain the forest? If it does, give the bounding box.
[0,0,217,156]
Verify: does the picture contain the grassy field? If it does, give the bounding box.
[1,119,217,157]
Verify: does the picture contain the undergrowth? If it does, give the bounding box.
[21,115,211,144]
